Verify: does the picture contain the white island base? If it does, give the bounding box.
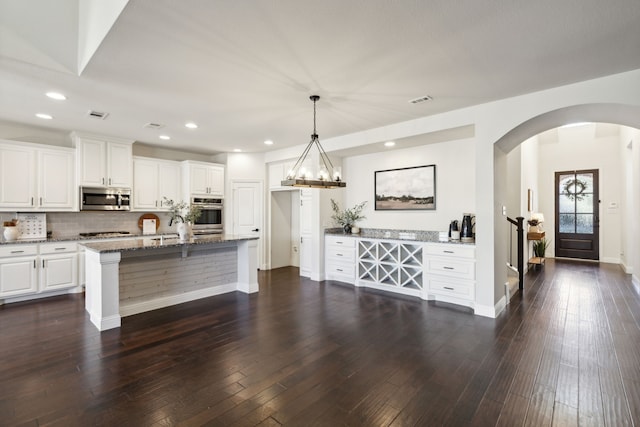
[84,236,258,331]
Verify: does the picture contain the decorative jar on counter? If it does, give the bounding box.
[3,226,19,242]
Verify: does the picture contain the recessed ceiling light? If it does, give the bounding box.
[35,113,53,120]
[264,140,274,145]
[159,135,171,140]
[185,122,198,129]
[233,149,242,152]
[384,141,396,147]
[46,92,66,100]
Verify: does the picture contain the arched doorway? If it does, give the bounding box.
[493,103,640,296]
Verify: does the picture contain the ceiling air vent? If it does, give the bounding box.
[144,122,165,129]
[87,110,109,120]
[409,95,433,104]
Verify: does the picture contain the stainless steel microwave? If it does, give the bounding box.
[80,186,131,211]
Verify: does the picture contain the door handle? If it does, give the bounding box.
[252,228,259,232]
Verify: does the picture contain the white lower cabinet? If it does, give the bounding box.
[425,243,476,307]
[39,242,78,292]
[0,242,79,301]
[325,235,356,284]
[0,245,38,297]
[324,235,476,309]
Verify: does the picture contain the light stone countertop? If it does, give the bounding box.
[324,227,475,245]
[80,234,258,253]
[0,232,176,246]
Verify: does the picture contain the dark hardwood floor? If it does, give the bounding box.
[1,260,639,426]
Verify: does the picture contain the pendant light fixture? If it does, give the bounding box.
[281,95,346,188]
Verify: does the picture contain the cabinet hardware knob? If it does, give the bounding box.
[444,250,454,254]
[55,248,66,251]
[337,268,343,272]
[31,197,34,205]
[109,178,112,185]
[444,286,454,290]
[40,197,43,205]
[102,177,105,185]
[252,228,259,232]
[337,253,343,256]
[33,260,36,268]
[444,266,454,270]
[42,260,45,268]
[11,250,24,254]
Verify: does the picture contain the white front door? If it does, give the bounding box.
[232,180,264,268]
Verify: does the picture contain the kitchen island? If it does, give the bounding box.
[82,234,259,331]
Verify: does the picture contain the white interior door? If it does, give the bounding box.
[233,180,263,268]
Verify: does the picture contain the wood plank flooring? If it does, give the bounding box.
[0,260,639,426]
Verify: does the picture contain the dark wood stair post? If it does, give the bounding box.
[516,216,524,290]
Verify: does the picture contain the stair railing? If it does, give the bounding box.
[506,216,525,290]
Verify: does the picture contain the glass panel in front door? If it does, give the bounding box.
[558,172,594,234]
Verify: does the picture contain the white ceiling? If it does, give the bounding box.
[1,0,640,155]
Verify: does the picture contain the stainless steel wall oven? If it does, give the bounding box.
[191,197,223,234]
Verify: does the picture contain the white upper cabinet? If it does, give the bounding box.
[268,161,295,190]
[182,161,225,197]
[0,143,36,208]
[73,133,133,188]
[39,149,75,210]
[0,141,75,211]
[107,142,133,188]
[133,157,181,210]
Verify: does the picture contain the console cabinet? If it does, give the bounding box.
[325,235,476,309]
[425,243,476,305]
[325,235,356,284]
[357,239,424,298]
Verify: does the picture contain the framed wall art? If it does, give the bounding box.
[374,164,436,210]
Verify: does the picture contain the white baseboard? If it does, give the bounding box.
[601,257,621,264]
[91,313,121,331]
[621,260,633,274]
[3,287,76,304]
[475,295,506,318]
[633,274,640,294]
[120,284,237,317]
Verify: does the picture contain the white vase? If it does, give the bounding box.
[3,226,19,242]
[176,223,192,240]
[351,226,360,234]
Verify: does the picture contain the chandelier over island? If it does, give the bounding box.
[281,95,346,189]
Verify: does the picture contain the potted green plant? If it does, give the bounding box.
[163,197,203,239]
[330,199,367,234]
[532,237,550,258]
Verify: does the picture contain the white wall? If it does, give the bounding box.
[505,144,523,267]
[341,137,476,232]
[266,69,640,316]
[537,124,623,262]
[620,126,640,286]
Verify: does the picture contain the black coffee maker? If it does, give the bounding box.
[448,220,459,238]
[461,214,474,242]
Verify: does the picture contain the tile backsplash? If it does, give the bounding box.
[2,211,175,238]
